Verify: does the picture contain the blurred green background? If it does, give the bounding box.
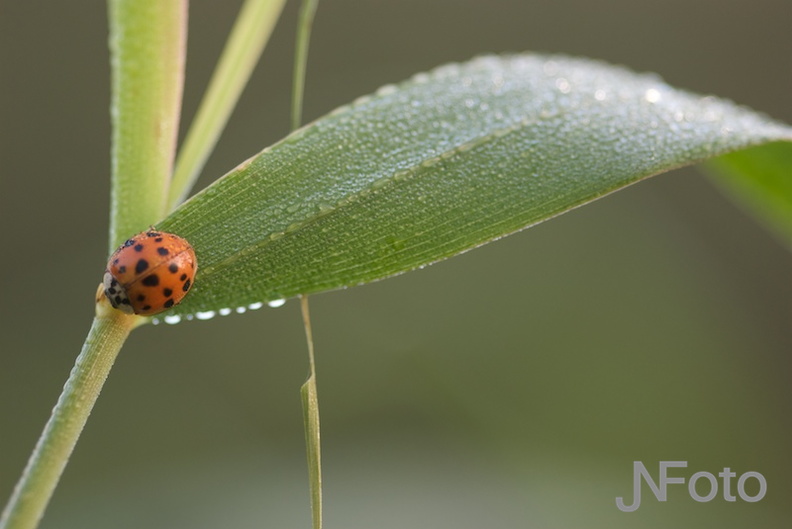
[2,1,791,527]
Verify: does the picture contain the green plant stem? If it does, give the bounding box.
[108,0,187,249]
[0,310,138,529]
[168,0,287,210]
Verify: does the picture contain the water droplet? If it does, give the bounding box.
[387,237,406,251]
[196,311,216,320]
[248,302,264,311]
[555,78,571,93]
[219,308,232,316]
[233,157,255,173]
[376,84,397,96]
[317,203,335,215]
[163,315,181,325]
[352,94,372,107]
[420,158,437,169]
[267,299,286,308]
[594,89,607,101]
[371,177,390,190]
[543,61,559,76]
[644,88,662,103]
[235,306,247,314]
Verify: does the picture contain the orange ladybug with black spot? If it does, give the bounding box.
[103,230,197,315]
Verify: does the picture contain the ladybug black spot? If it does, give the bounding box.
[164,299,174,308]
[118,265,126,274]
[157,247,169,256]
[142,305,152,311]
[146,231,160,237]
[136,294,146,301]
[154,237,163,243]
[135,259,149,274]
[123,239,135,247]
[142,274,159,287]
[163,288,173,297]
[179,273,187,281]
[182,278,191,292]
[134,244,144,252]
[169,263,179,273]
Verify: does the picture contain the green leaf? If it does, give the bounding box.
[154,54,792,318]
[703,141,792,246]
[108,0,187,250]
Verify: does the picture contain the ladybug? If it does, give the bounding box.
[103,230,197,315]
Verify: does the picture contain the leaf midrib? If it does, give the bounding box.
[195,111,567,279]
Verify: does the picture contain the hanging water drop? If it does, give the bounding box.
[644,88,662,103]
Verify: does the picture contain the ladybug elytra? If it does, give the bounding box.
[103,230,197,315]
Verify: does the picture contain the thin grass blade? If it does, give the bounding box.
[168,0,288,209]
